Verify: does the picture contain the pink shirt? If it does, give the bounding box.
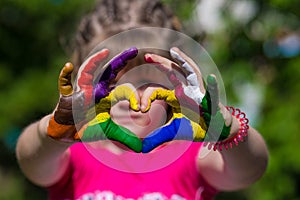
[48,141,218,200]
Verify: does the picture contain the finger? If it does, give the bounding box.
[144,53,182,87]
[99,47,139,82]
[140,87,179,112]
[142,115,206,153]
[145,53,204,110]
[170,47,205,93]
[207,74,219,116]
[109,84,140,111]
[142,118,180,153]
[94,47,138,102]
[78,49,110,87]
[109,47,138,72]
[59,62,74,96]
[95,84,140,115]
[104,118,142,153]
[202,74,219,115]
[77,49,109,105]
[139,87,158,113]
[170,47,199,73]
[170,48,198,85]
[79,113,142,152]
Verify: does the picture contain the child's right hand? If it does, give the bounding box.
[47,47,139,143]
[47,49,110,142]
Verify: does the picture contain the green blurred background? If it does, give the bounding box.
[0,0,299,199]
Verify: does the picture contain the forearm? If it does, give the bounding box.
[199,125,268,191]
[219,126,269,190]
[16,114,72,187]
[199,107,269,191]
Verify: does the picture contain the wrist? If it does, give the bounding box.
[205,106,249,151]
[37,114,52,139]
[37,114,75,147]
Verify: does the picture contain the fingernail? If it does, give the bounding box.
[122,47,138,60]
[140,104,146,112]
[207,74,217,85]
[144,54,154,63]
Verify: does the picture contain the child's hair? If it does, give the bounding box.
[72,0,181,68]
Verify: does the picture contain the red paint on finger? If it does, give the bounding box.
[144,54,159,64]
[78,49,109,86]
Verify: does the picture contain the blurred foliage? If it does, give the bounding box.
[0,0,300,199]
[162,0,198,19]
[202,1,300,200]
[0,0,94,199]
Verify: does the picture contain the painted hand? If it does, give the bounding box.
[47,47,141,147]
[169,48,231,141]
[142,47,231,152]
[75,48,143,152]
[47,49,109,142]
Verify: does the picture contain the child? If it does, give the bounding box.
[16,0,269,199]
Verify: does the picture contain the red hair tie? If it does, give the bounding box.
[206,106,250,151]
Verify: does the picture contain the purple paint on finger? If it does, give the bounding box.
[109,47,138,70]
[94,81,110,102]
[94,47,138,103]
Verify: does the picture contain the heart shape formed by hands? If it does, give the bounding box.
[73,47,143,152]
[55,47,231,154]
[74,47,228,153]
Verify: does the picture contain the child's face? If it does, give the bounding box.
[110,63,172,138]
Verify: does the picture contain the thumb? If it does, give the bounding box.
[59,62,74,96]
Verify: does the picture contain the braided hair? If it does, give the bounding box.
[72,0,181,69]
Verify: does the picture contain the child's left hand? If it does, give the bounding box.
[142,47,233,152]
